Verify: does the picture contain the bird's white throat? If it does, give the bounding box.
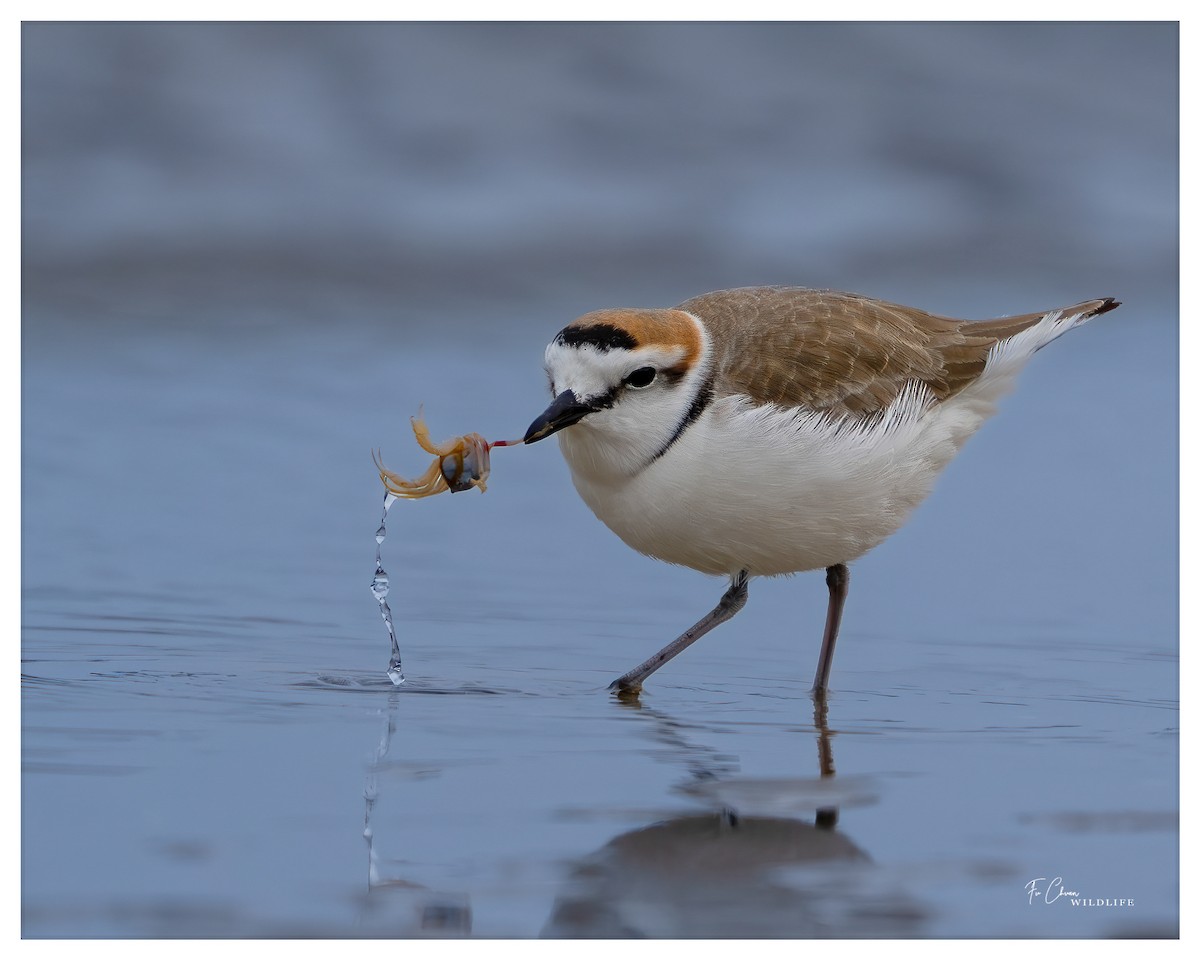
[545,318,713,483]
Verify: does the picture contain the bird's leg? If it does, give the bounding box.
[609,570,750,695]
[811,563,850,698]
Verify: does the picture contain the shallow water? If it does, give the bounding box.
[21,309,1178,938]
[21,22,1178,939]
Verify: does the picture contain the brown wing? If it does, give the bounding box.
[676,287,1114,418]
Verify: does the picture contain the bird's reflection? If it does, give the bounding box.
[543,696,925,938]
[816,695,838,828]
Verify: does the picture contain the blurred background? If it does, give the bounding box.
[23,22,1176,324]
[22,22,1178,938]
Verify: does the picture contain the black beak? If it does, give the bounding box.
[524,390,595,444]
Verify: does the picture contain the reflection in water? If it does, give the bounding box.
[543,699,925,937]
[363,705,395,892]
[360,695,472,937]
[543,812,872,938]
[816,696,837,829]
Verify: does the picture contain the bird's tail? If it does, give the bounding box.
[968,297,1120,350]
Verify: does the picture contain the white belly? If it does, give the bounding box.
[559,385,1002,577]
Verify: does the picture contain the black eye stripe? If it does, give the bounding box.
[659,365,686,386]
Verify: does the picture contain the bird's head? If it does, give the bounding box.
[524,308,711,476]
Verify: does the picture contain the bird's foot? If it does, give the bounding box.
[608,677,643,699]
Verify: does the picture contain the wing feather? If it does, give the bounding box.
[676,287,1113,418]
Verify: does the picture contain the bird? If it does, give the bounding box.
[521,286,1119,698]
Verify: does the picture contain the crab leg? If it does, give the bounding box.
[411,415,465,458]
[372,450,450,499]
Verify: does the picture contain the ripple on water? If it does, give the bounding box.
[298,674,517,696]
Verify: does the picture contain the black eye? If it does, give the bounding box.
[624,367,657,389]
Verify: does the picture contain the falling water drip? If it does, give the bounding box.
[371,492,404,684]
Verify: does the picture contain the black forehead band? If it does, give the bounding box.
[553,323,638,352]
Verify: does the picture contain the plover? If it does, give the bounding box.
[523,286,1118,697]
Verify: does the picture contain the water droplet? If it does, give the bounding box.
[373,490,404,682]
